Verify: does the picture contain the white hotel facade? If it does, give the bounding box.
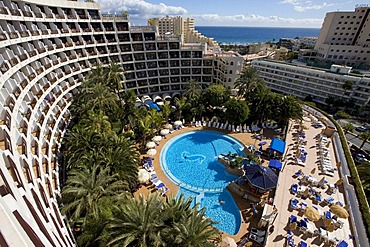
[252,60,370,108]
[0,0,243,246]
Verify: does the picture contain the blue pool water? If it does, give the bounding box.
[160,130,243,235]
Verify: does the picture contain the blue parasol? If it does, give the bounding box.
[244,164,278,190]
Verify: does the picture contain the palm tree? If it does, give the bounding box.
[80,110,113,136]
[63,128,104,170]
[175,96,188,120]
[61,165,128,222]
[138,115,152,144]
[343,123,355,134]
[190,104,205,121]
[147,109,164,132]
[358,130,370,149]
[184,79,202,99]
[341,80,353,100]
[357,163,370,192]
[234,67,266,101]
[163,208,221,246]
[106,62,125,104]
[276,95,303,128]
[80,82,118,113]
[161,101,172,124]
[104,134,139,186]
[105,194,165,247]
[161,194,221,246]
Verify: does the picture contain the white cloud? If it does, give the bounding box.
[95,0,322,28]
[280,0,334,12]
[189,13,323,28]
[96,0,187,16]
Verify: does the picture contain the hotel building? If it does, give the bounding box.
[148,16,219,47]
[0,0,243,246]
[314,5,370,68]
[252,60,370,108]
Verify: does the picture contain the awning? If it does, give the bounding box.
[147,102,160,111]
[268,159,282,171]
[270,138,286,154]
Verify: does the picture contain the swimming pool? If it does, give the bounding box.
[160,130,244,235]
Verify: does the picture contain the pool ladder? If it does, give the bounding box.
[195,192,204,204]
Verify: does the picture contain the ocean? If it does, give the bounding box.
[195,26,321,45]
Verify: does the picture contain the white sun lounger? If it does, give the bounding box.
[208,121,212,127]
[219,123,224,129]
[224,123,228,130]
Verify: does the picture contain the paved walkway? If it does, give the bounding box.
[266,115,354,247]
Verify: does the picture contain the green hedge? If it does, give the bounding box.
[307,104,370,238]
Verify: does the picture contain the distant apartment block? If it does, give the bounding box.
[314,6,370,68]
[279,37,318,51]
[148,16,218,47]
[252,60,370,108]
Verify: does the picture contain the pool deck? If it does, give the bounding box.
[265,117,354,247]
[135,125,270,243]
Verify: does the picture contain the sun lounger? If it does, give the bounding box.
[219,123,224,129]
[289,215,298,224]
[208,121,212,127]
[212,122,217,128]
[251,228,266,237]
[236,125,240,132]
[291,184,298,194]
[223,123,228,130]
[290,198,299,210]
[324,197,335,205]
[296,158,306,167]
[323,210,333,220]
[143,163,154,172]
[300,202,307,211]
[249,233,264,244]
[299,240,308,247]
[150,173,158,182]
[153,179,163,187]
[155,182,165,190]
[294,170,304,178]
[237,236,249,247]
[336,240,348,247]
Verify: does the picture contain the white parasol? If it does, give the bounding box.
[164,123,173,129]
[138,169,150,183]
[152,136,162,142]
[174,120,182,126]
[146,141,156,149]
[147,149,157,157]
[160,129,169,135]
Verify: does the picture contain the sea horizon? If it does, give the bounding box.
[195,26,321,45]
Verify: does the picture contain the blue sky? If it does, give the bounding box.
[96,0,356,28]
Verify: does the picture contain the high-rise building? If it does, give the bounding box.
[314,6,370,68]
[0,0,243,246]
